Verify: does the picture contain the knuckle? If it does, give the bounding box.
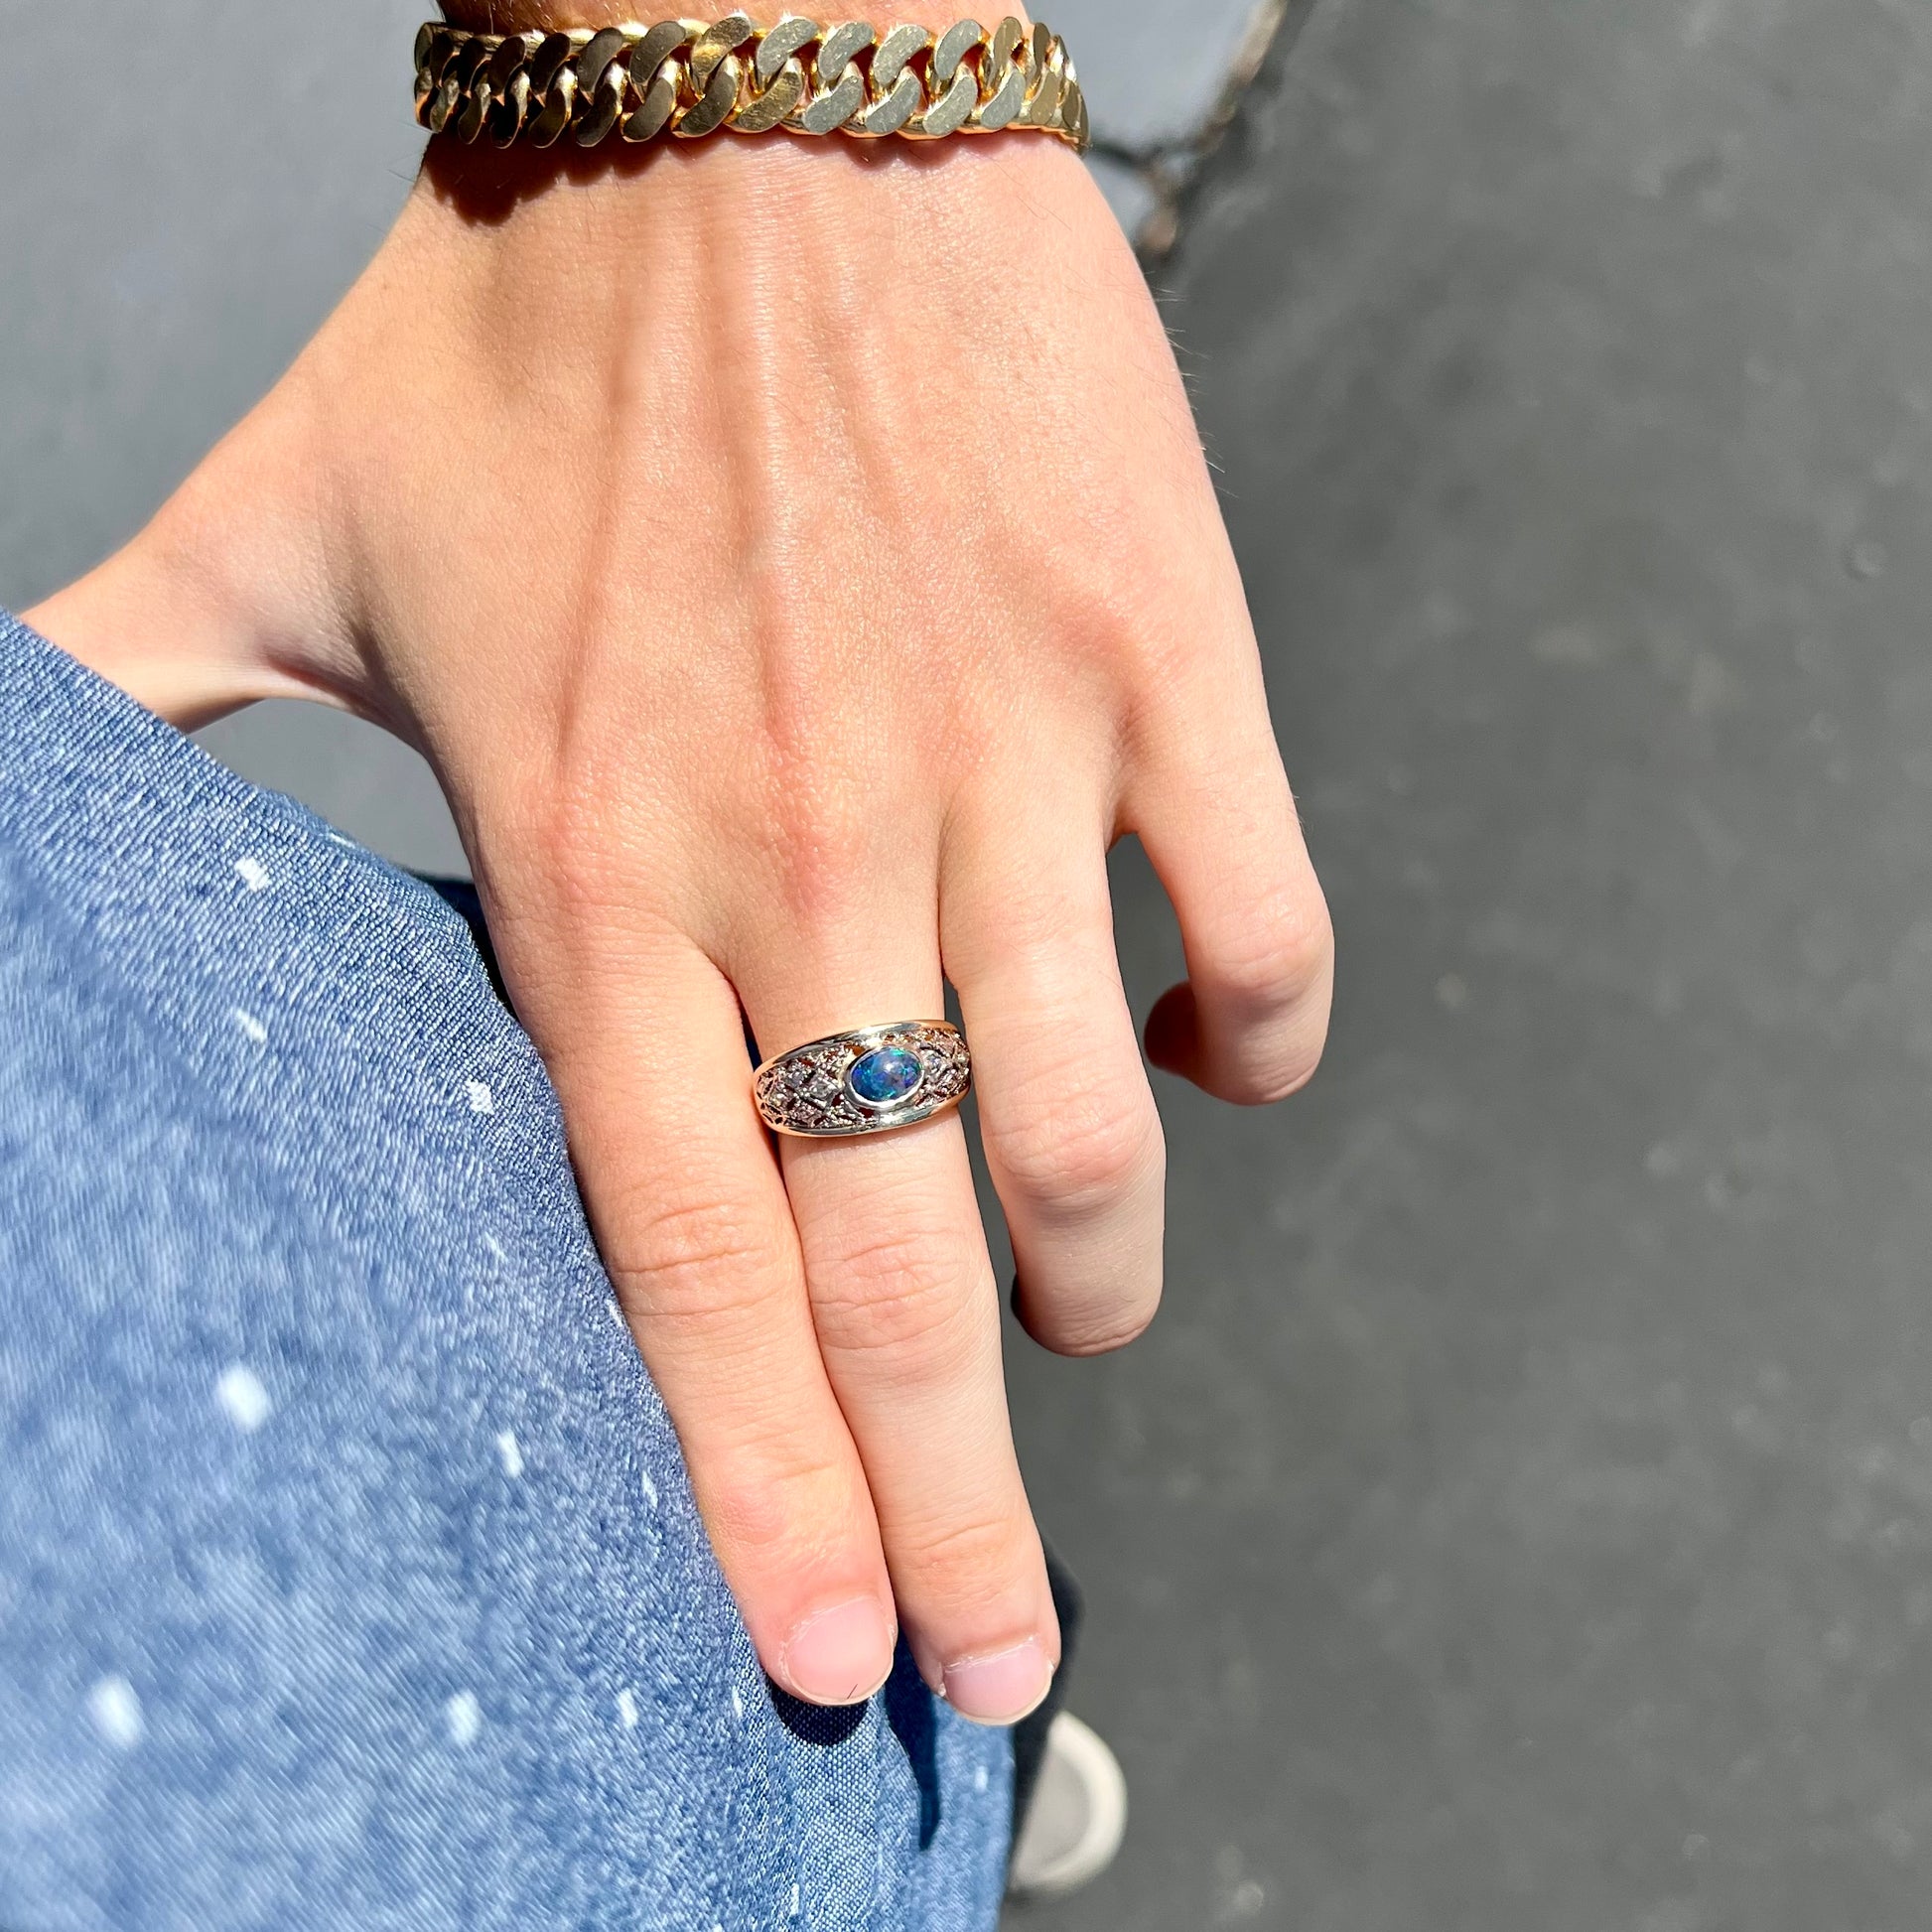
[706,1457,864,1574]
[1027,1290,1162,1359]
[515,767,628,913]
[756,785,876,926]
[1276,999,1334,1099]
[809,1222,981,1365]
[1223,1006,1331,1107]
[609,1188,786,1324]
[899,1510,1034,1618]
[1209,882,1334,1022]
[991,1079,1164,1217]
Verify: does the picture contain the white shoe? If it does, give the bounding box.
[1007,1713,1129,1900]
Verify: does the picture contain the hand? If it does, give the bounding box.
[33,97,1332,1723]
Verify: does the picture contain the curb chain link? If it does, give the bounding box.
[415,14,1088,152]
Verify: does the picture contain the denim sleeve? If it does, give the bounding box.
[0,614,1010,1932]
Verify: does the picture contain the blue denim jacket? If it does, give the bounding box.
[0,612,1009,1930]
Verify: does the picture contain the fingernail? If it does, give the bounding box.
[780,1597,897,1707]
[941,1637,1054,1725]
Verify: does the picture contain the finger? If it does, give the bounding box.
[942,796,1166,1357]
[517,927,897,1708]
[1133,721,1333,1105]
[734,929,1059,1726]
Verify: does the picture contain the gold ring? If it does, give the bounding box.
[754,1021,971,1138]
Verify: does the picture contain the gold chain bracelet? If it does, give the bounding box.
[414,15,1088,152]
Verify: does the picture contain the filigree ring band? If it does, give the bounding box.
[754,1021,972,1138]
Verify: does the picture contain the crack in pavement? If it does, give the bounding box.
[1092,0,1321,261]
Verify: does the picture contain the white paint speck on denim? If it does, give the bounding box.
[86,1675,145,1749]
[446,1692,482,1746]
[215,1365,272,1434]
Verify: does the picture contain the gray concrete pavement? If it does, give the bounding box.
[1007,0,1932,1926]
[9,1,1932,1926]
